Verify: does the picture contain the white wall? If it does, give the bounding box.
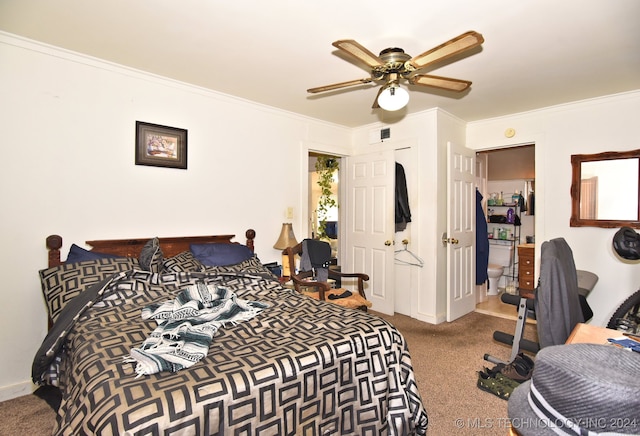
[0,33,351,400]
[467,91,640,327]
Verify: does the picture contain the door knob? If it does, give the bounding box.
[385,240,392,246]
[441,233,459,245]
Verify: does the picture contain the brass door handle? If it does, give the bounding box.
[385,240,392,246]
[441,233,459,245]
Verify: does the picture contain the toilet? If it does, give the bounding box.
[487,243,513,295]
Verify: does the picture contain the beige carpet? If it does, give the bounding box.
[0,310,535,435]
[0,391,56,435]
[375,310,536,435]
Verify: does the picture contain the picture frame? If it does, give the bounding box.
[135,121,188,169]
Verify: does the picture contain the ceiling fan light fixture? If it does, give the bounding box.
[310,32,484,111]
[377,84,409,111]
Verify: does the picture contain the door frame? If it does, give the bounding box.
[303,142,348,242]
[473,141,541,303]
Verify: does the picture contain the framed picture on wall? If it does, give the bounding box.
[135,121,188,169]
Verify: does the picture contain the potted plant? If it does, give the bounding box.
[314,156,339,240]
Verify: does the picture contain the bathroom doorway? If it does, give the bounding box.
[308,152,340,261]
[475,144,536,320]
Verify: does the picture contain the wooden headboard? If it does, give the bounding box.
[46,229,256,268]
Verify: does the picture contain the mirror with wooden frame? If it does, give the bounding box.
[570,149,640,228]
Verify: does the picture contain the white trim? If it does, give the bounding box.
[0,380,34,402]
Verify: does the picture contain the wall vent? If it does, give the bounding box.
[381,128,391,141]
[369,128,392,144]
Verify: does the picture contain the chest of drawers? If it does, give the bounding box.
[518,244,535,298]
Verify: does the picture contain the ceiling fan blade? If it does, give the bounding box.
[307,78,373,94]
[408,31,484,70]
[409,74,472,92]
[332,39,384,69]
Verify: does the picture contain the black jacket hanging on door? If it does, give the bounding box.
[395,162,412,232]
[476,189,489,285]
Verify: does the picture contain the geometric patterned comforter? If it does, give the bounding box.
[39,268,429,435]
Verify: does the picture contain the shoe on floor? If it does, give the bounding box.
[477,370,515,400]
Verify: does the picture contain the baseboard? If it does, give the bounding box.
[0,380,34,402]
[412,311,446,325]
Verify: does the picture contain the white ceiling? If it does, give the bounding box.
[1,0,639,128]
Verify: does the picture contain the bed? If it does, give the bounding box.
[33,230,428,435]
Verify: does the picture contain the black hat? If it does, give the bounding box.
[613,227,640,260]
[508,343,640,435]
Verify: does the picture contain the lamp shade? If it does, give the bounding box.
[377,84,409,111]
[273,223,298,249]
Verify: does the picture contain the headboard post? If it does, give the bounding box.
[46,235,63,267]
[245,229,256,253]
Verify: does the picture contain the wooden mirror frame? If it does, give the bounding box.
[570,149,640,228]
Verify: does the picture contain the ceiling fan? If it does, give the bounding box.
[307,31,484,111]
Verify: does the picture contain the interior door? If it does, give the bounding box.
[446,141,476,321]
[344,150,395,314]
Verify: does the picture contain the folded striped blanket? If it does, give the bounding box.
[125,281,268,377]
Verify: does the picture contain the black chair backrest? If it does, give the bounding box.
[535,238,591,348]
[300,239,331,271]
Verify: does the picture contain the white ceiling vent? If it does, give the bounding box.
[369,127,391,144]
[381,128,391,141]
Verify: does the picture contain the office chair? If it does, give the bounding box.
[284,239,371,310]
[484,237,596,365]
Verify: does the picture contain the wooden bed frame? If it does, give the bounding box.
[46,229,256,268]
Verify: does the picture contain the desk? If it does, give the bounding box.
[565,323,621,345]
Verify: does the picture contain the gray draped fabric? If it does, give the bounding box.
[534,238,585,348]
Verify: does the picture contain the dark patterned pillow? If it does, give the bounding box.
[163,251,205,272]
[139,237,163,273]
[39,257,139,323]
[202,255,277,277]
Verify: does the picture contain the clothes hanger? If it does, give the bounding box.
[394,239,424,267]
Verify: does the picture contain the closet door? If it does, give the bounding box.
[344,150,395,314]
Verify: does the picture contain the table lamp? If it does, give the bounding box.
[273,223,298,277]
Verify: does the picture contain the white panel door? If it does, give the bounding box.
[345,150,395,314]
[447,141,476,321]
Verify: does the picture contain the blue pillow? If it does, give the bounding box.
[190,243,253,267]
[66,244,120,264]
